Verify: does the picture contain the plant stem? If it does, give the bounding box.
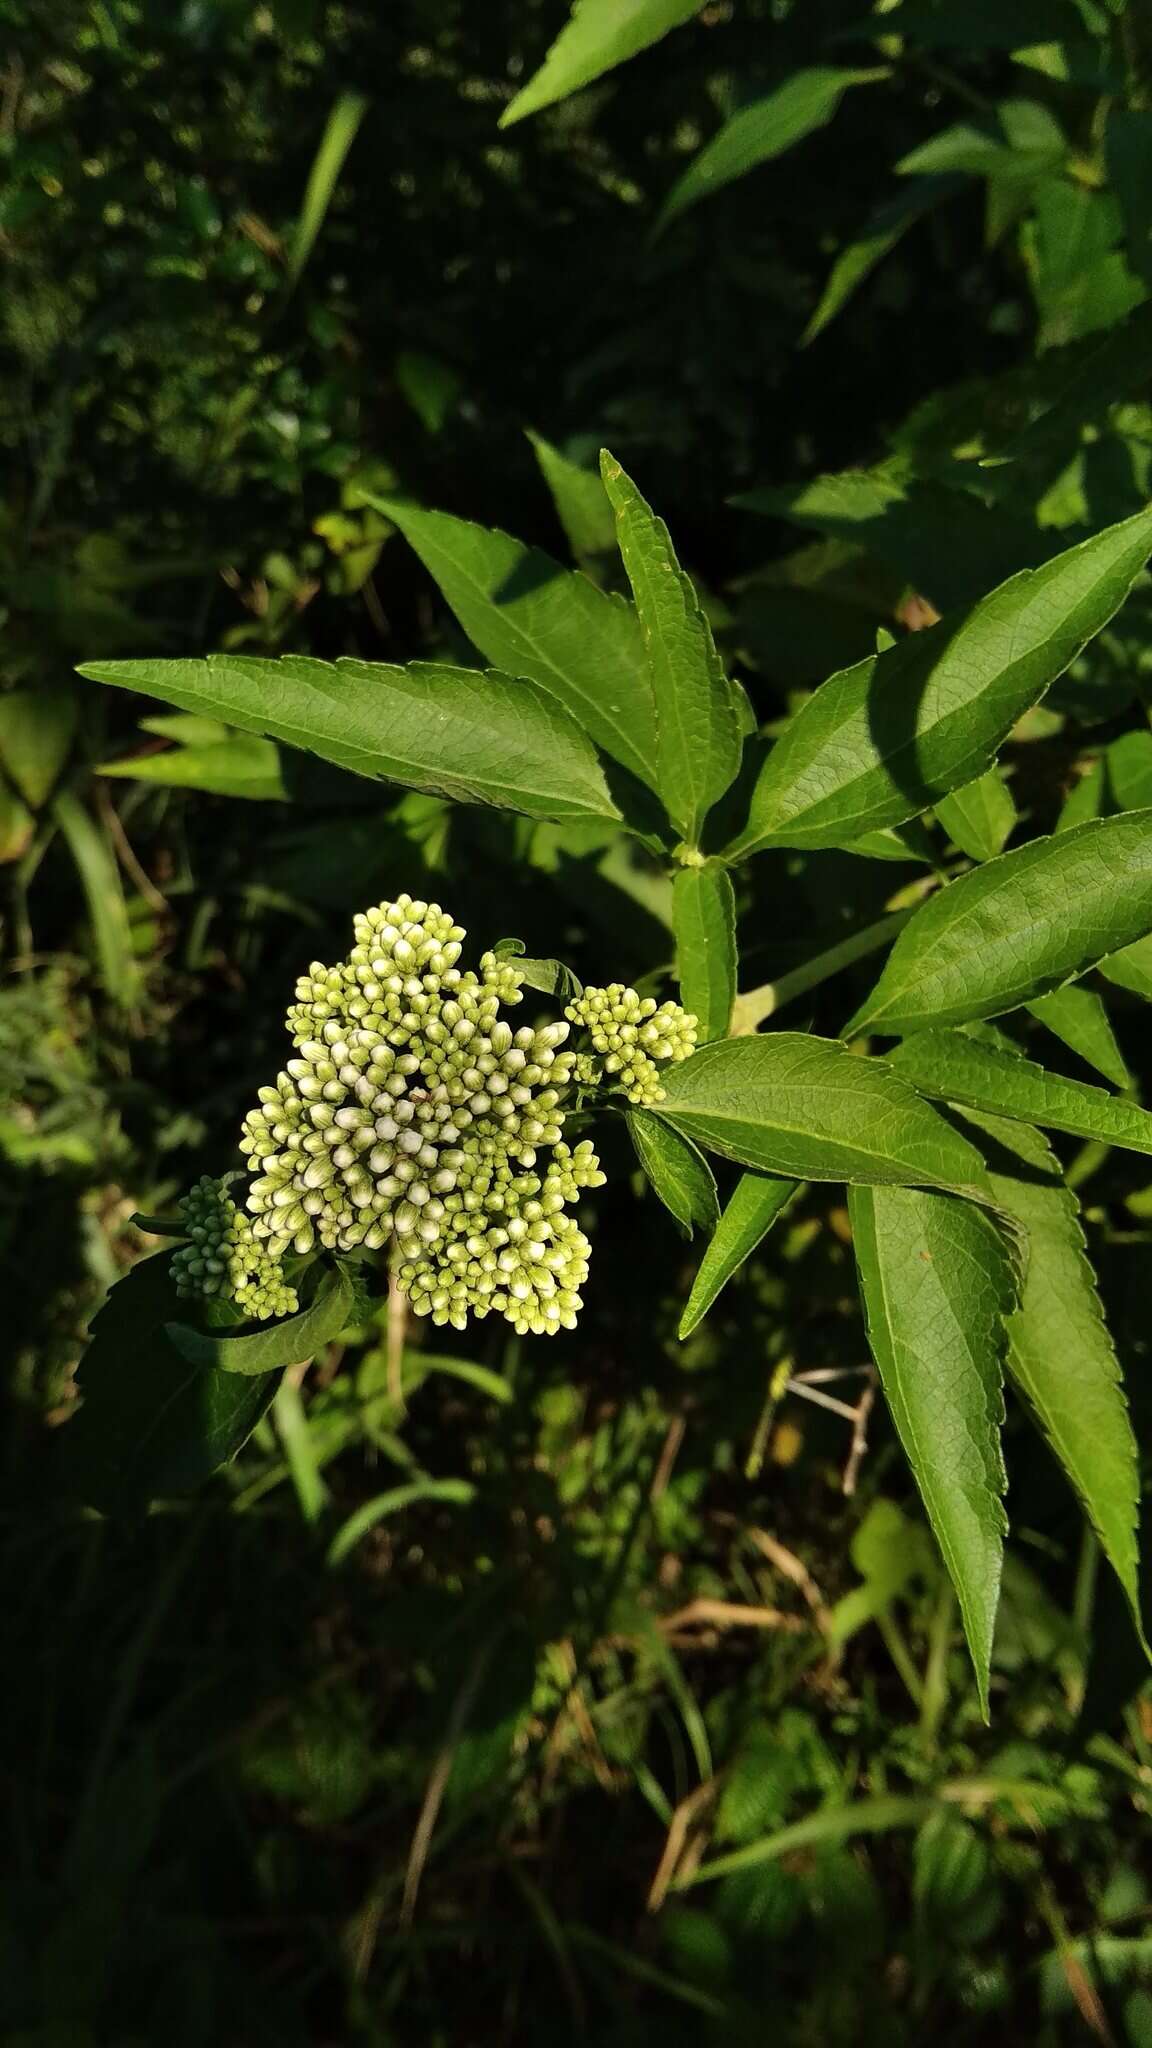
[879,1611,925,1710]
[731,907,915,1034]
[919,1578,955,1753]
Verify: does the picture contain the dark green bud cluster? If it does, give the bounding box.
[171,1175,299,1321]
[234,897,601,1334]
[394,1138,605,1335]
[566,984,698,1105]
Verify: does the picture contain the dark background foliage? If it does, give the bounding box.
[6,2,1152,2042]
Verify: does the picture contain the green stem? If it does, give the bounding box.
[731,907,915,1034]
[1072,1526,1100,1642]
[918,1578,955,1753]
[878,1611,925,1711]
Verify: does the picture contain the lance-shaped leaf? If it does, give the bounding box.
[936,767,1016,863]
[167,1267,354,1375]
[960,1109,1143,1641]
[369,496,657,789]
[673,861,736,1041]
[847,810,1152,1036]
[527,430,616,559]
[1027,985,1131,1089]
[627,1111,719,1236]
[679,1172,800,1337]
[62,1255,278,1514]
[725,504,1152,859]
[890,1028,1152,1156]
[849,1183,1013,1712]
[656,68,884,232]
[499,0,702,127]
[1100,933,1152,1002]
[601,451,743,844]
[78,656,620,824]
[659,1033,991,1195]
[801,175,959,344]
[99,729,287,801]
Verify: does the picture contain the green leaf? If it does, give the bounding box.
[1107,729,1152,813]
[62,1255,278,1514]
[724,504,1152,860]
[659,1034,991,1196]
[286,90,367,288]
[936,767,1016,862]
[1026,985,1131,1089]
[516,954,584,1002]
[656,68,884,232]
[849,1183,1012,1711]
[368,495,657,790]
[1108,110,1152,286]
[673,862,736,1042]
[499,0,702,127]
[0,780,34,863]
[627,1109,718,1236]
[801,176,956,344]
[678,1171,799,1337]
[1024,178,1142,353]
[601,451,742,843]
[847,811,1152,1036]
[167,1267,354,1375]
[395,350,462,435]
[895,119,1060,181]
[329,1479,477,1566]
[889,1027,1152,1157]
[830,1498,936,1647]
[527,429,616,558]
[98,730,288,801]
[1004,300,1152,460]
[78,656,620,825]
[882,0,1095,51]
[0,685,77,808]
[51,790,141,1007]
[1057,758,1106,834]
[734,469,1047,616]
[1100,933,1152,1003]
[686,1794,932,1889]
[959,1109,1143,1639]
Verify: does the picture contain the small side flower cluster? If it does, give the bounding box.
[566,984,697,1105]
[171,1175,299,1321]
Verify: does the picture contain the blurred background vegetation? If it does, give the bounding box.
[7,1,1152,2041]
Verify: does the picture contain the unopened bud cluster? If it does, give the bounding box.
[176,904,700,1335]
[232,895,604,1334]
[395,1138,605,1335]
[565,984,697,1105]
[172,1175,299,1321]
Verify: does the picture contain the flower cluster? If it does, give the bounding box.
[234,895,603,1334]
[179,901,700,1337]
[171,1175,299,1321]
[565,984,697,1105]
[395,1138,605,1335]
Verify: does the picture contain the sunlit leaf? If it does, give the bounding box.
[848,811,1152,1035]
[850,1182,1013,1711]
[79,656,620,825]
[673,862,736,1041]
[601,451,742,843]
[725,505,1152,859]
